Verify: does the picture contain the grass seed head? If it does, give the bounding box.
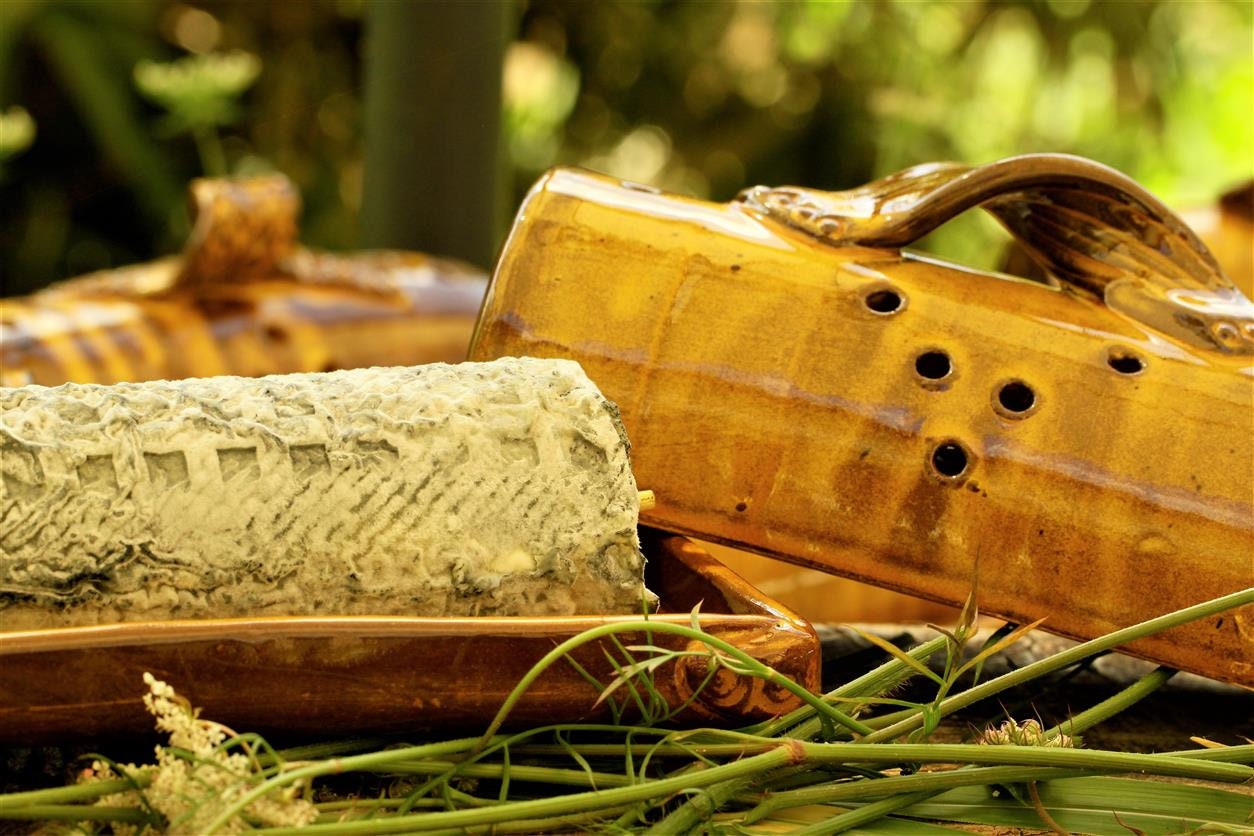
[979,718,1075,748]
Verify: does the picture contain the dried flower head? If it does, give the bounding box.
[80,673,316,834]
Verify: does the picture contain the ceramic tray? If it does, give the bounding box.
[0,533,819,744]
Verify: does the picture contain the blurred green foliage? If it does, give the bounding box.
[134,49,260,176]
[1,0,1250,294]
[0,106,36,166]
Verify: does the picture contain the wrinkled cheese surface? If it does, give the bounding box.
[0,358,646,627]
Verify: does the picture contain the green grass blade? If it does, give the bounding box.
[894,776,1254,834]
[952,617,1046,682]
[735,804,964,833]
[0,777,144,810]
[803,663,1209,833]
[1163,744,1254,763]
[865,587,1254,743]
[850,627,946,687]
[1046,666,1175,742]
[0,804,150,824]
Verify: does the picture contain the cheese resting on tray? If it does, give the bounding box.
[0,358,647,628]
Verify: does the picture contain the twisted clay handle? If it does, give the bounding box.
[175,174,301,290]
[737,154,1254,356]
[170,175,441,296]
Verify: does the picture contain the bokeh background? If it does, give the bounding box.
[2,0,1251,622]
[3,0,1251,293]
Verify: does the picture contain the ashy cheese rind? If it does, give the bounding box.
[1,358,646,628]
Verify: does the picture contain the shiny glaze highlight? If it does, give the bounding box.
[471,157,1254,686]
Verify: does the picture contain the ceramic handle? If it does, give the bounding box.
[175,174,301,289]
[738,154,1254,355]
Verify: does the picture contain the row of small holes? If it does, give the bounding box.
[915,348,1146,380]
[915,349,1143,400]
[861,284,1149,482]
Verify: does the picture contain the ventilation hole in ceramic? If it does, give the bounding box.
[915,350,952,380]
[996,381,1036,415]
[1107,348,1146,375]
[864,288,904,314]
[930,442,969,479]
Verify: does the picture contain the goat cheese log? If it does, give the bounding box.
[0,358,647,629]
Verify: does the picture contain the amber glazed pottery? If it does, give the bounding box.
[471,154,1254,686]
[0,535,818,744]
[0,175,486,386]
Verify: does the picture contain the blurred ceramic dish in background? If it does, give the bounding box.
[0,174,487,387]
